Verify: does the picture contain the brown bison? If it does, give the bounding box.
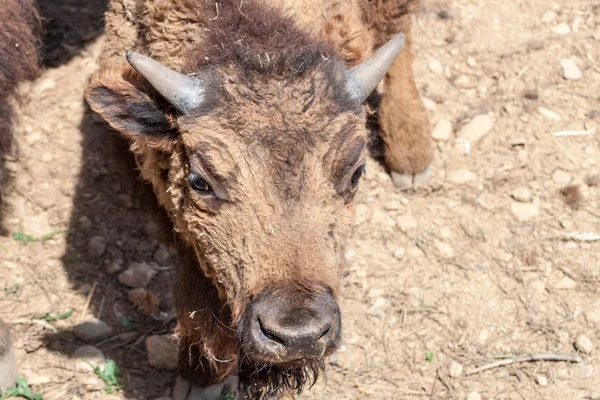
[85,0,432,398]
[0,0,40,392]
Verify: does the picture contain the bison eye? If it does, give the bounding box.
[351,165,365,189]
[189,173,212,193]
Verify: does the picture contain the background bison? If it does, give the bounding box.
[0,0,599,399]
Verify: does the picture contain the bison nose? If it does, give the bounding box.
[246,288,341,362]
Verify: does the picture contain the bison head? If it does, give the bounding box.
[85,33,404,397]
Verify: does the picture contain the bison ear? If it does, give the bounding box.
[84,66,178,144]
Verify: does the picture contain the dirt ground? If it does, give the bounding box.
[1,0,599,399]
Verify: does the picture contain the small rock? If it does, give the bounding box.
[540,10,557,23]
[87,236,106,257]
[79,216,92,230]
[511,187,532,203]
[77,283,92,295]
[396,215,418,230]
[552,169,572,184]
[535,375,548,386]
[523,89,539,100]
[428,59,444,75]
[448,360,463,378]
[367,306,386,319]
[72,346,105,372]
[538,107,562,121]
[435,242,454,257]
[467,57,477,67]
[511,202,539,221]
[117,193,133,209]
[555,276,577,290]
[118,262,158,287]
[119,332,138,342]
[457,114,494,146]
[574,335,593,354]
[554,22,571,35]
[467,391,481,400]
[153,245,170,264]
[143,220,161,238]
[560,58,582,80]
[432,119,453,142]
[146,335,179,371]
[33,78,56,94]
[104,259,123,275]
[454,74,474,89]
[584,173,600,187]
[383,201,400,211]
[73,319,113,342]
[22,213,52,238]
[447,168,474,184]
[580,365,594,378]
[393,248,406,260]
[371,210,396,228]
[510,137,527,147]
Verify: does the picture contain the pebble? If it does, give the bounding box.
[574,335,593,354]
[393,248,406,260]
[447,168,474,184]
[428,59,444,75]
[146,335,179,371]
[79,216,92,230]
[552,169,572,184]
[580,365,594,378]
[510,137,527,147]
[33,78,56,94]
[118,262,158,287]
[540,10,557,23]
[510,202,540,221]
[511,187,532,203]
[454,74,474,89]
[22,213,52,238]
[538,107,562,121]
[584,173,600,187]
[117,193,133,209]
[104,259,123,275]
[554,22,571,35]
[448,360,463,378]
[144,220,161,238]
[383,201,400,211]
[73,319,113,342]
[371,210,396,228]
[432,119,453,142]
[153,245,171,264]
[457,114,494,147]
[467,391,481,400]
[396,215,418,230]
[535,375,548,386]
[87,236,107,257]
[435,242,454,257]
[467,57,477,67]
[560,58,582,80]
[554,276,577,290]
[367,306,386,319]
[72,346,105,372]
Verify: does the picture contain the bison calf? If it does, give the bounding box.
[86,0,431,398]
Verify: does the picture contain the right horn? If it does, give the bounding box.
[345,33,406,104]
[126,51,206,115]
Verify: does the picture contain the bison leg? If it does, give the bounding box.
[0,319,18,393]
[369,0,433,189]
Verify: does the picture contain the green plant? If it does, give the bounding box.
[1,377,43,400]
[42,310,73,322]
[94,360,123,394]
[425,350,434,362]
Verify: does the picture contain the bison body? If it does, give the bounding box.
[0,0,40,390]
[86,0,431,398]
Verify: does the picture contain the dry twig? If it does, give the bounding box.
[78,281,97,323]
[466,353,582,376]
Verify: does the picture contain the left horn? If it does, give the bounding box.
[345,33,406,104]
[126,51,205,115]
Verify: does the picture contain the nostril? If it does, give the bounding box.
[257,318,286,346]
[317,324,332,340]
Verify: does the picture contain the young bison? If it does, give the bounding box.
[85,0,432,398]
[0,0,40,391]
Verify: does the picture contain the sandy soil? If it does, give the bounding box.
[1,0,599,399]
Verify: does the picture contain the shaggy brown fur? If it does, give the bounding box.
[0,0,40,197]
[86,0,429,397]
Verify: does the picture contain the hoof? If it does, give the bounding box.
[391,164,431,190]
[173,375,239,400]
